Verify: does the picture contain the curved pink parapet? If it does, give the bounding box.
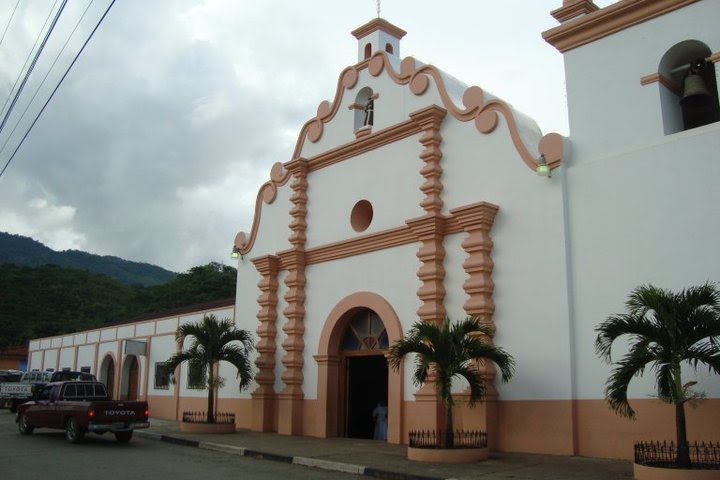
[234,162,291,255]
[241,51,565,257]
[288,51,563,173]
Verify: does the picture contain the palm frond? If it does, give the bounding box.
[163,314,255,394]
[605,350,655,418]
[388,316,515,409]
[455,363,485,406]
[598,282,720,423]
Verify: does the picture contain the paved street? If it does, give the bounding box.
[0,409,637,480]
[0,411,359,480]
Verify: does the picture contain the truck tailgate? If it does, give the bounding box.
[0,383,33,397]
[89,401,148,423]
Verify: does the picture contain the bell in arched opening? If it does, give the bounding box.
[680,59,720,130]
[681,60,712,108]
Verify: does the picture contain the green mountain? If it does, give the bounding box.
[0,262,237,349]
[0,232,177,286]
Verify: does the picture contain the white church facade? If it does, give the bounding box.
[26,0,719,460]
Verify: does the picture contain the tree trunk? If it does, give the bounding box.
[443,403,454,449]
[207,365,215,423]
[675,401,690,467]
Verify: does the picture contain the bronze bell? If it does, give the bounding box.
[680,67,711,108]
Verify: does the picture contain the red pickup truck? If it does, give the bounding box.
[16,381,149,443]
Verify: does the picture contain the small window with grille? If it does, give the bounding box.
[187,361,206,390]
[154,362,171,390]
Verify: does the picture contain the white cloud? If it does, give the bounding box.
[0,197,86,251]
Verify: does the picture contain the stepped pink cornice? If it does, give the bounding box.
[291,51,563,173]
[543,0,701,53]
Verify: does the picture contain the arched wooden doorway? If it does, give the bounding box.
[341,309,389,439]
[121,355,139,400]
[99,355,115,399]
[315,292,403,443]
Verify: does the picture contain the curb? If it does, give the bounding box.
[135,430,447,480]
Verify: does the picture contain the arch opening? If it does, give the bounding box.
[315,292,403,443]
[659,40,719,133]
[99,355,116,399]
[341,308,388,440]
[354,87,374,131]
[364,42,372,60]
[120,355,140,400]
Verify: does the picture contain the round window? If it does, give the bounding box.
[351,200,373,232]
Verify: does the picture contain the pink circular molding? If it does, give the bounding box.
[317,101,332,120]
[462,86,484,110]
[369,55,385,76]
[342,68,358,89]
[307,121,322,142]
[400,57,416,78]
[475,110,498,133]
[410,75,429,95]
[350,200,373,232]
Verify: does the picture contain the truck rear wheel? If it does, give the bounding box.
[65,418,85,443]
[18,414,34,435]
[115,430,133,443]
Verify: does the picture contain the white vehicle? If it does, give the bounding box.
[0,371,53,411]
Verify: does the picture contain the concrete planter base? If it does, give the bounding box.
[634,463,720,480]
[407,446,489,463]
[180,421,236,434]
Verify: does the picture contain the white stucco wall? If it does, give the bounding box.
[562,1,720,400]
[44,349,58,371]
[117,325,134,339]
[29,350,42,371]
[304,138,425,247]
[58,347,75,370]
[77,345,95,371]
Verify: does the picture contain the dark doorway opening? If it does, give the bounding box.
[346,355,388,439]
[106,361,115,399]
[123,356,138,400]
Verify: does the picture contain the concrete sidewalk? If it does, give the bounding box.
[135,418,633,480]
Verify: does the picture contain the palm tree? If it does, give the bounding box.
[595,283,720,467]
[388,317,515,448]
[164,314,255,423]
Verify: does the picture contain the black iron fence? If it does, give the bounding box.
[634,441,720,469]
[182,411,236,424]
[408,429,487,449]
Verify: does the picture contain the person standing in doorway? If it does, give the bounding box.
[372,399,387,441]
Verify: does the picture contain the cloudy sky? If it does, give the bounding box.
[0,0,614,273]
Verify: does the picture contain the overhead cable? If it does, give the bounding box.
[0,0,68,136]
[0,0,117,180]
[0,0,60,122]
[0,1,94,160]
[0,0,21,48]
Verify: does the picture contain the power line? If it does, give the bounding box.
[0,0,68,136]
[0,0,60,121]
[0,2,94,160]
[0,0,117,181]
[0,0,21,48]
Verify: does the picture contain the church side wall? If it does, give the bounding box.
[558,1,720,457]
[26,303,238,424]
